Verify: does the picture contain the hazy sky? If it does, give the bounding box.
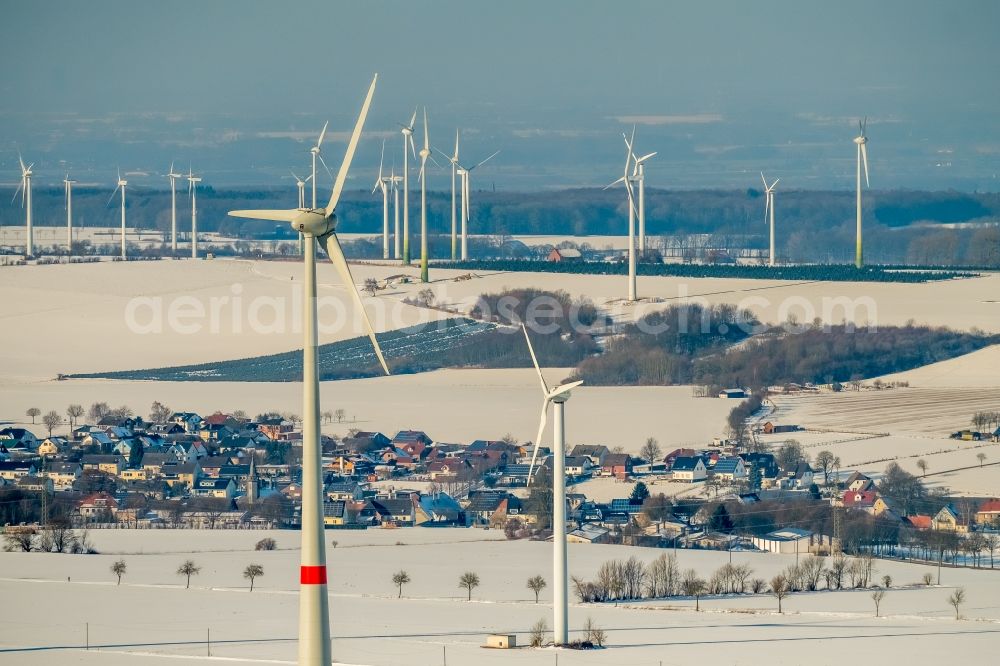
[2,0,999,190]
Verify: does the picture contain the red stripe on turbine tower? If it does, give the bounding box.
[300,566,327,585]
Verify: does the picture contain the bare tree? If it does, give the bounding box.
[363,278,379,297]
[815,450,836,486]
[42,410,61,437]
[529,618,549,647]
[977,452,987,468]
[243,563,264,591]
[947,587,965,619]
[681,569,707,611]
[770,574,790,613]
[111,559,127,585]
[87,401,111,422]
[149,401,172,424]
[255,538,277,551]
[26,407,40,424]
[459,571,480,601]
[639,437,661,464]
[177,560,201,589]
[4,531,36,552]
[527,575,547,603]
[321,410,333,424]
[392,570,411,598]
[66,404,84,428]
[871,589,886,616]
[916,459,928,477]
[583,616,607,647]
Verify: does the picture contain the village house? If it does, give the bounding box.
[0,460,37,481]
[547,247,583,262]
[711,456,747,482]
[415,492,463,525]
[563,456,595,477]
[465,491,522,527]
[77,492,120,522]
[845,471,876,492]
[44,462,81,491]
[601,453,632,479]
[81,454,125,476]
[567,524,611,544]
[751,528,831,555]
[38,437,69,457]
[570,444,610,467]
[784,462,815,490]
[169,411,204,433]
[161,461,201,489]
[0,427,39,451]
[16,476,53,493]
[192,477,236,499]
[974,499,1000,527]
[671,456,707,482]
[932,505,970,533]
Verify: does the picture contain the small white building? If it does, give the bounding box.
[751,528,832,554]
[670,456,707,483]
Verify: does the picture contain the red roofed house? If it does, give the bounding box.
[842,490,879,509]
[975,499,1000,527]
[907,515,933,530]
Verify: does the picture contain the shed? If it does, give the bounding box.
[485,634,517,649]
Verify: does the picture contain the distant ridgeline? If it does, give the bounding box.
[67,296,998,386]
[3,186,999,266]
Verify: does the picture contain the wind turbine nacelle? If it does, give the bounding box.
[853,136,867,145]
[293,211,334,236]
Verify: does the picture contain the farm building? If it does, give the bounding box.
[547,247,582,262]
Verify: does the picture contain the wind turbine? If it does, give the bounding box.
[108,169,129,259]
[418,108,431,283]
[372,140,391,259]
[12,154,34,257]
[63,175,77,252]
[389,167,402,259]
[455,148,499,260]
[310,121,328,210]
[523,325,583,647]
[853,117,870,268]
[439,129,461,260]
[292,171,314,209]
[228,74,386,666]
[187,168,202,259]
[400,109,417,264]
[606,128,640,301]
[167,162,184,253]
[761,172,779,267]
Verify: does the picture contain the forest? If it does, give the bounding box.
[3,185,998,266]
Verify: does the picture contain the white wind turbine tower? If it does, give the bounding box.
[12,154,34,257]
[761,172,779,267]
[853,117,870,268]
[108,169,129,259]
[399,109,417,264]
[389,167,402,259]
[371,140,391,259]
[166,162,184,252]
[418,108,431,283]
[228,75,386,666]
[187,168,202,259]
[629,145,656,253]
[292,171,314,209]
[63,174,77,252]
[523,325,583,647]
[606,128,640,301]
[455,148,499,260]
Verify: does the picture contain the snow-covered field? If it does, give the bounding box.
[1,529,998,666]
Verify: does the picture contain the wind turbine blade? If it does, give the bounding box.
[422,107,429,150]
[408,134,417,160]
[604,175,625,190]
[408,107,417,129]
[472,150,500,170]
[378,139,386,180]
[428,154,443,170]
[325,74,377,217]
[522,324,550,394]
[318,153,334,182]
[291,170,302,183]
[764,193,770,225]
[548,380,584,400]
[317,120,329,149]
[761,172,767,188]
[227,209,300,222]
[321,231,390,375]
[527,400,549,481]
[637,152,657,163]
[169,161,174,177]
[18,153,26,173]
[861,144,870,188]
[771,178,780,189]
[453,128,460,161]
[106,186,120,207]
[12,178,24,205]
